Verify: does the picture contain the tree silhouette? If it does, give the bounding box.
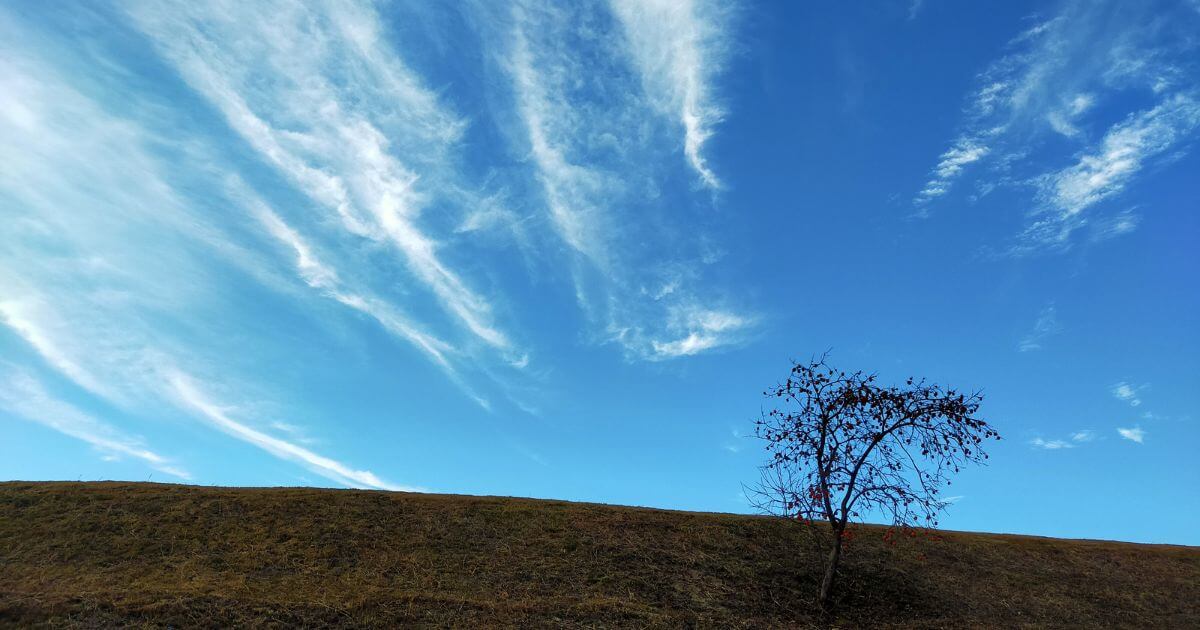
[748,353,1000,607]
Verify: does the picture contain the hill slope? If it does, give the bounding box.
[1,482,1196,628]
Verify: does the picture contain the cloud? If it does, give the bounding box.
[1017,304,1062,352]
[1070,430,1096,442]
[1031,428,1098,450]
[917,140,990,202]
[0,300,115,403]
[239,187,457,371]
[1117,426,1145,443]
[0,24,431,488]
[722,427,745,453]
[1111,381,1146,407]
[1042,94,1200,216]
[1016,95,1199,252]
[167,371,413,491]
[506,1,615,264]
[609,0,730,188]
[2,291,416,490]
[907,0,925,20]
[1030,437,1074,450]
[1047,93,1095,138]
[0,0,756,497]
[648,307,753,359]
[500,0,754,361]
[0,369,189,479]
[124,0,515,353]
[915,1,1200,253]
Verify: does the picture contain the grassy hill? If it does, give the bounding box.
[1,482,1196,628]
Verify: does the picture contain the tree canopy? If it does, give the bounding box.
[749,354,1001,605]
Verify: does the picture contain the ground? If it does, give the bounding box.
[1,482,1196,627]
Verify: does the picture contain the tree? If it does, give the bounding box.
[747,354,1000,607]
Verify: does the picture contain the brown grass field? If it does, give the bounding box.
[1,481,1196,628]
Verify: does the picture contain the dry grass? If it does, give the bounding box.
[1,481,1196,628]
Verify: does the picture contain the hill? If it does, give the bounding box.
[1,482,1196,628]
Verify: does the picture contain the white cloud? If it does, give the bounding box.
[124,0,514,353]
[0,0,757,499]
[1117,426,1145,443]
[1015,94,1200,253]
[506,2,613,264]
[648,307,753,359]
[1047,93,1095,137]
[1111,381,1146,407]
[0,300,115,402]
[907,0,925,21]
[915,1,1200,253]
[0,38,312,409]
[722,427,745,453]
[1031,437,1074,450]
[1088,209,1141,243]
[1,292,416,490]
[167,371,412,491]
[0,37,432,486]
[918,140,990,202]
[609,0,729,188]
[0,369,189,479]
[1032,428,1098,450]
[1044,94,1200,217]
[1018,304,1061,352]
[241,188,457,371]
[502,1,754,361]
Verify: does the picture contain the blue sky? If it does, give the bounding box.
[1,0,1197,545]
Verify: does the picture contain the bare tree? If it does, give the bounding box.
[747,354,1000,607]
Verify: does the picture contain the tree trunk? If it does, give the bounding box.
[819,538,842,607]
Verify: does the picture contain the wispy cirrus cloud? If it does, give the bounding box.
[1111,381,1147,407]
[0,300,116,404]
[907,0,926,21]
[505,0,617,265]
[167,371,410,491]
[238,186,455,371]
[1031,437,1074,450]
[1,0,751,494]
[1018,93,1200,252]
[244,189,501,408]
[721,427,746,454]
[0,15,424,490]
[1070,430,1096,442]
[2,292,411,491]
[937,495,965,507]
[917,140,990,204]
[915,0,1200,253]
[500,0,753,360]
[1017,303,1062,352]
[609,0,731,189]
[647,306,754,359]
[1047,93,1095,138]
[1117,426,1146,443]
[0,368,189,480]
[124,0,516,355]
[1043,95,1200,214]
[1031,429,1096,450]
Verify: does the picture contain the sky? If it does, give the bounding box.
[1,0,1197,545]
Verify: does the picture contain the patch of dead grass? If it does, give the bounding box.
[1,482,1196,628]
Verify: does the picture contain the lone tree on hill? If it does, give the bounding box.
[748,354,1000,607]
